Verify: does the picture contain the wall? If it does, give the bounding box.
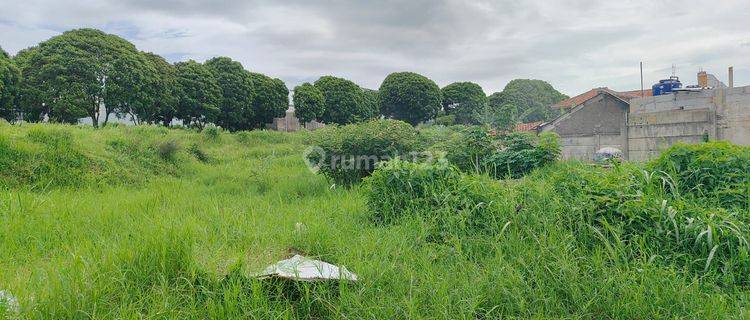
[717,86,750,145]
[628,85,750,161]
[541,93,628,161]
[627,90,716,161]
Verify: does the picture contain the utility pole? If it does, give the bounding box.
[640,61,644,97]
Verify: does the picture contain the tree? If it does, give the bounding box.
[0,46,20,121]
[488,79,567,123]
[293,83,325,123]
[249,72,288,128]
[13,46,49,122]
[137,52,178,126]
[496,103,519,130]
[314,76,368,125]
[441,81,487,124]
[19,28,152,127]
[174,60,222,128]
[361,88,380,120]
[379,72,442,126]
[205,57,255,131]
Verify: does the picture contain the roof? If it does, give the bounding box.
[541,90,629,131]
[550,87,652,109]
[514,121,544,132]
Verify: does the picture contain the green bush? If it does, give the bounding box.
[438,126,495,173]
[648,141,750,209]
[307,119,420,185]
[188,143,211,163]
[434,114,455,126]
[538,162,750,284]
[484,131,560,179]
[202,124,222,142]
[156,139,180,161]
[364,158,461,223]
[364,158,506,243]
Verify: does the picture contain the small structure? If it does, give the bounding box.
[256,255,358,282]
[541,89,633,161]
[267,106,325,132]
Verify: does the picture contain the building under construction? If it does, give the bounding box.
[540,68,750,161]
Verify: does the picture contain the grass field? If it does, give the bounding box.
[1,123,749,319]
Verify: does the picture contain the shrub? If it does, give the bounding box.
[364,158,461,223]
[307,119,420,185]
[438,126,495,173]
[484,131,560,179]
[156,139,180,161]
[202,124,222,142]
[538,162,750,284]
[364,158,506,243]
[648,141,750,209]
[188,143,211,163]
[434,114,455,126]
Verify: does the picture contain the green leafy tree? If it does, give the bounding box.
[249,72,288,128]
[441,81,487,124]
[496,104,519,130]
[0,46,20,121]
[314,76,367,125]
[361,88,380,119]
[379,72,442,126]
[137,52,178,126]
[174,60,222,128]
[205,57,255,131]
[488,79,567,123]
[13,46,49,122]
[18,28,152,127]
[293,82,325,123]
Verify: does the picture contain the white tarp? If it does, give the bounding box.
[256,255,358,282]
[0,290,19,315]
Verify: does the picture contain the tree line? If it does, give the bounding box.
[0,28,568,130]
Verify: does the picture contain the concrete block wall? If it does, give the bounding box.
[717,86,750,145]
[626,84,750,162]
[557,134,624,161]
[628,96,715,162]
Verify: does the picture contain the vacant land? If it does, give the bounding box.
[1,123,749,319]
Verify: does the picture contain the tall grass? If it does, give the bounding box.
[0,123,748,319]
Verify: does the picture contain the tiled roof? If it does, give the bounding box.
[514,121,544,132]
[550,88,652,109]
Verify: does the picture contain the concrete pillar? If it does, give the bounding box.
[729,66,734,88]
[621,111,629,160]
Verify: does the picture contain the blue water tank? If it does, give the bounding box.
[652,76,682,96]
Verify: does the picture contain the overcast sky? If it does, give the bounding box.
[1,0,749,96]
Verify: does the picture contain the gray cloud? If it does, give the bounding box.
[1,0,749,96]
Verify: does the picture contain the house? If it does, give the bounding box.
[541,89,632,160]
[549,87,653,112]
[540,70,750,162]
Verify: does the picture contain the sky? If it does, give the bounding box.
[1,0,749,96]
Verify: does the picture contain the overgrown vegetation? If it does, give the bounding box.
[649,141,750,209]
[484,131,561,179]
[306,119,420,185]
[1,123,749,319]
